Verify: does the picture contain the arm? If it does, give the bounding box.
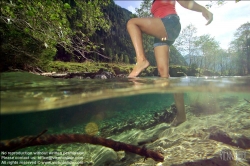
[177,0,213,25]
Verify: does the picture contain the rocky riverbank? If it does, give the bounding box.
[7,61,221,78]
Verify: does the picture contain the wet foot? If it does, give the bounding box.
[128,60,150,77]
[171,116,186,127]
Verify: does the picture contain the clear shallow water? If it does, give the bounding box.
[1,72,250,165]
[1,72,249,114]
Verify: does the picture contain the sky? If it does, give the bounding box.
[114,0,250,50]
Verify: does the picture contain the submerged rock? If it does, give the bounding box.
[94,74,107,79]
[209,128,250,149]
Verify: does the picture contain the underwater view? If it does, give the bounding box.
[0,72,250,166]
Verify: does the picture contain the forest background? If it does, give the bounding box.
[0,0,249,76]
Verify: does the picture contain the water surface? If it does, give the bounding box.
[1,72,249,114]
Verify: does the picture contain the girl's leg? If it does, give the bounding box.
[154,45,186,126]
[126,17,168,77]
[154,45,170,77]
[127,16,186,126]
[173,93,186,126]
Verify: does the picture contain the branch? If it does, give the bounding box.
[9,45,39,60]
[244,98,250,103]
[7,130,47,152]
[88,50,111,59]
[0,15,64,44]
[2,14,108,61]
[74,49,89,59]
[59,35,110,60]
[0,134,164,162]
[0,16,11,24]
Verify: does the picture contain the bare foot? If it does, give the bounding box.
[128,60,150,77]
[171,116,186,127]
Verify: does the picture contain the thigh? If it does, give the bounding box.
[128,17,168,39]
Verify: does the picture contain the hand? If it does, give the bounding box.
[202,7,213,25]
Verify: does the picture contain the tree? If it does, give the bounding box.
[106,48,113,62]
[124,54,130,63]
[114,54,119,63]
[174,24,198,66]
[1,0,71,69]
[135,0,153,17]
[205,0,241,9]
[98,0,136,64]
[120,54,124,63]
[0,0,111,70]
[230,22,250,75]
[194,34,220,72]
[227,43,240,75]
[216,49,229,75]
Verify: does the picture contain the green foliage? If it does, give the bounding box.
[45,61,134,74]
[114,54,119,63]
[38,48,58,70]
[186,63,198,76]
[205,0,241,9]
[0,0,112,71]
[124,55,130,64]
[135,0,153,17]
[72,0,111,35]
[1,0,70,70]
[89,0,135,64]
[120,54,124,63]
[0,22,55,71]
[173,21,249,76]
[169,46,187,66]
[230,22,250,75]
[174,24,197,66]
[63,3,71,9]
[191,34,220,74]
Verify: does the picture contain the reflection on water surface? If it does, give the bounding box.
[1,72,249,114]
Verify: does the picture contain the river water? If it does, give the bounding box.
[0,72,250,165]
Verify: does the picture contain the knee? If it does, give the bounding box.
[126,18,136,30]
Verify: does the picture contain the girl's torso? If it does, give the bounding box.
[151,0,177,18]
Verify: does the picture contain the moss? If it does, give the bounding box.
[41,61,218,77]
[44,61,132,74]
